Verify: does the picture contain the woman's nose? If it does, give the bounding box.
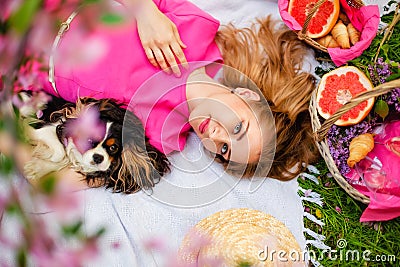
[209,123,229,143]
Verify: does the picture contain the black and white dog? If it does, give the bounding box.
[25,97,169,193]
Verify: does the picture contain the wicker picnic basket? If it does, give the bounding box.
[295,0,365,53]
[310,78,400,204]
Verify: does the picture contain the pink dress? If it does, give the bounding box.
[41,0,223,154]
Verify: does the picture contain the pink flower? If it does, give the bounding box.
[0,34,21,75]
[0,0,22,21]
[12,91,51,117]
[37,174,84,223]
[183,228,211,252]
[43,0,62,12]
[143,237,166,252]
[64,105,106,154]
[56,30,108,72]
[335,206,342,213]
[111,241,120,249]
[43,0,80,13]
[27,13,55,56]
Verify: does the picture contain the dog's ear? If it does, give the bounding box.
[95,98,126,123]
[111,110,160,193]
[145,141,170,177]
[116,143,161,193]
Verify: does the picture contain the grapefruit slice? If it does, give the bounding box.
[289,0,340,38]
[316,66,375,126]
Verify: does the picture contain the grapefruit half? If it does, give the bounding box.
[289,0,340,38]
[316,66,375,126]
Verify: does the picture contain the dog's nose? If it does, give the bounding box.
[92,154,104,164]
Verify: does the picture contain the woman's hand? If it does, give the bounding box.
[136,0,188,77]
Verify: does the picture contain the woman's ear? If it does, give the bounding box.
[235,88,261,101]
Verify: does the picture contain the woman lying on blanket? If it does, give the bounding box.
[38,0,318,187]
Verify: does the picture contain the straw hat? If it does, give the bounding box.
[178,208,305,266]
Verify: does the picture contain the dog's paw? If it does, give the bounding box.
[24,158,69,180]
[29,125,66,163]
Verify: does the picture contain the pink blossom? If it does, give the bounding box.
[324,182,331,187]
[43,0,62,12]
[27,12,55,57]
[0,34,21,75]
[43,0,80,13]
[0,0,22,21]
[304,207,310,212]
[12,91,51,117]
[13,59,45,93]
[38,174,83,222]
[64,105,106,154]
[198,255,224,267]
[111,241,120,249]
[183,228,211,252]
[56,30,108,72]
[335,206,342,213]
[143,236,166,252]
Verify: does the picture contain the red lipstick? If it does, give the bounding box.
[199,118,210,134]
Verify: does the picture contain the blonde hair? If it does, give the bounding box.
[215,16,319,180]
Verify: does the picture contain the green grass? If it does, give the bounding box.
[299,159,400,267]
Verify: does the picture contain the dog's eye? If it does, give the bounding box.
[109,144,118,152]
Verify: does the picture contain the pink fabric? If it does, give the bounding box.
[278,0,380,66]
[40,0,223,154]
[346,120,400,222]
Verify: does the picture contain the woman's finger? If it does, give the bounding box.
[144,48,158,68]
[173,27,187,49]
[152,48,171,74]
[162,46,181,77]
[170,42,188,69]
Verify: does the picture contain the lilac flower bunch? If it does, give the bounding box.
[368,58,400,112]
[327,58,400,177]
[368,57,393,85]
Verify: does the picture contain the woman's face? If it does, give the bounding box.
[189,89,264,164]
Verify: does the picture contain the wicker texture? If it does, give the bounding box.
[178,208,303,266]
[310,79,400,204]
[297,0,364,52]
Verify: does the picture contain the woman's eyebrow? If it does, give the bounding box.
[237,122,249,141]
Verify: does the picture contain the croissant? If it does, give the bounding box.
[347,133,375,168]
[331,20,350,49]
[347,23,361,45]
[339,12,350,25]
[316,35,340,48]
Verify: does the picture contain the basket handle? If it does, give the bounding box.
[316,78,400,141]
[299,0,327,38]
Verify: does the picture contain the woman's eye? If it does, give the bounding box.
[233,122,242,134]
[221,143,228,155]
